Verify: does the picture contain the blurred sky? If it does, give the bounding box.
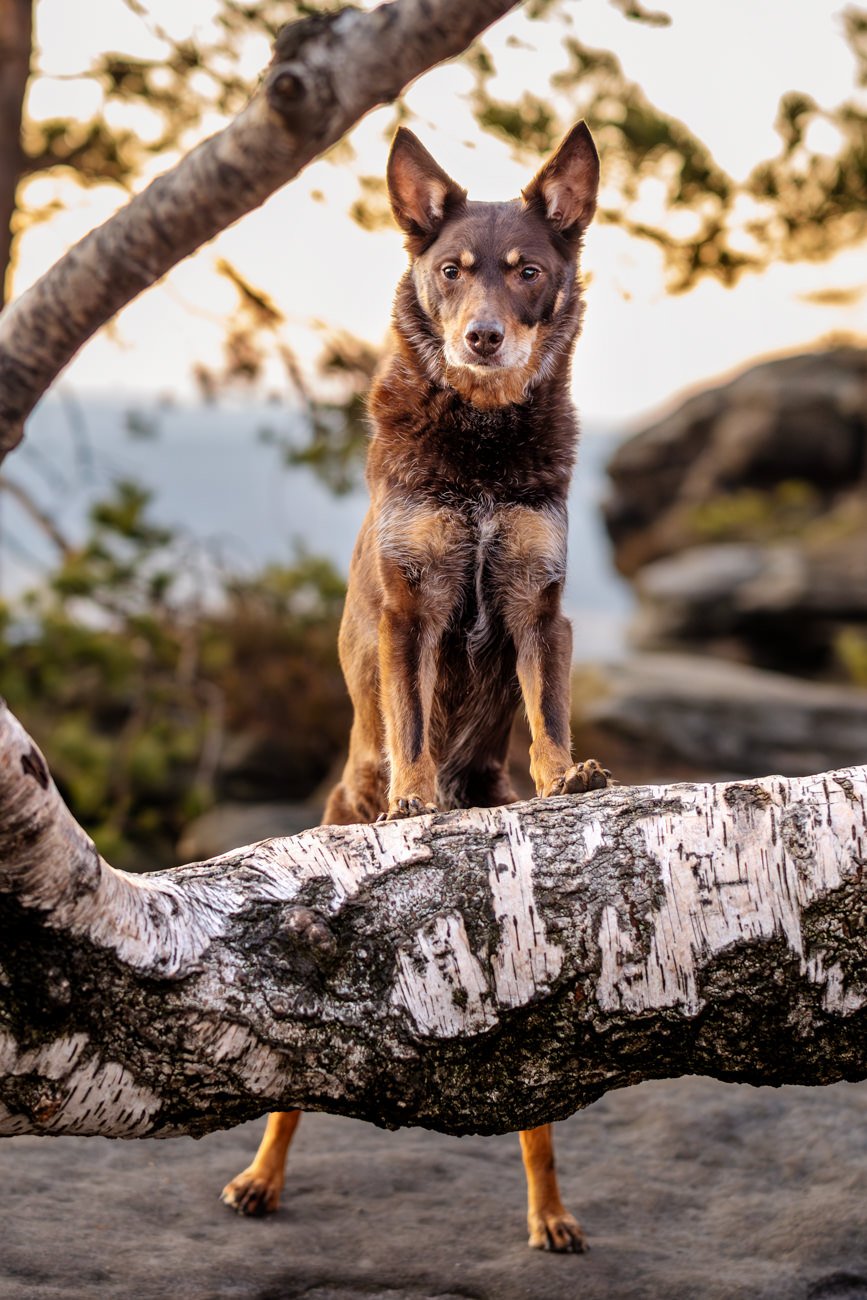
[14,0,867,424]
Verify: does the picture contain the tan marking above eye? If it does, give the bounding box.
[459,250,475,268]
[505,248,522,267]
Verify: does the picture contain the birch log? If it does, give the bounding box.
[0,0,518,458]
[2,698,867,1141]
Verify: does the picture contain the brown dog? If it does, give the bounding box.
[222,121,608,1252]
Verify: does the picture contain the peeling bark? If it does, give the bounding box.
[2,698,866,1141]
[0,0,518,458]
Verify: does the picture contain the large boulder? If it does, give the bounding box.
[631,530,867,671]
[604,348,867,676]
[605,347,867,577]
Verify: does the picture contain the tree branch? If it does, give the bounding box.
[0,0,519,460]
[0,475,73,556]
[0,0,32,310]
[2,698,866,1140]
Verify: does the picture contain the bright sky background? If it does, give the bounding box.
[15,0,867,426]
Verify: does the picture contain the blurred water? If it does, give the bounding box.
[2,395,633,659]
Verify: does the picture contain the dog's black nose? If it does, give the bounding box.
[465,320,504,358]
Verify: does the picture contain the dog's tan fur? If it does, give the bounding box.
[222,122,608,1253]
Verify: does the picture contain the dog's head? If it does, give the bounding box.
[387,123,599,408]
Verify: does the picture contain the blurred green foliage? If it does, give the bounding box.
[192,261,378,493]
[835,626,867,686]
[1,480,350,870]
[465,7,867,292]
[687,481,823,545]
[21,1,296,192]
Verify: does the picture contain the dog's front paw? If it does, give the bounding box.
[528,1207,588,1254]
[377,795,439,821]
[544,758,611,798]
[220,1168,282,1217]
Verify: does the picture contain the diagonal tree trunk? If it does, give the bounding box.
[2,697,866,1140]
[0,0,31,310]
[0,0,519,460]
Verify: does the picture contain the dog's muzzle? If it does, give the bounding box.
[464,319,505,360]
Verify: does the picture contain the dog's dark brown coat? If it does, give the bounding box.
[223,121,606,1254]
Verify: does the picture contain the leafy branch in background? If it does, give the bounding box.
[340,3,867,291]
[193,257,379,492]
[0,478,350,869]
[464,5,867,291]
[746,68,867,268]
[22,2,283,196]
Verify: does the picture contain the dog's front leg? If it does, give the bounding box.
[521,1125,587,1252]
[506,582,609,799]
[377,563,444,819]
[502,531,604,1252]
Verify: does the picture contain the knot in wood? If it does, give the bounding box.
[279,906,337,962]
[21,745,49,789]
[266,64,307,117]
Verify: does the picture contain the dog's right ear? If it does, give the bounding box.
[387,128,467,246]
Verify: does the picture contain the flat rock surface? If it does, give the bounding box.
[3,1076,867,1300]
[583,653,867,779]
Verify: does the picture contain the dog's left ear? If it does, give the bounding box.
[522,122,599,236]
[387,128,467,243]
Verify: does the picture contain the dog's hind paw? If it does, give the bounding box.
[544,758,610,798]
[220,1168,282,1217]
[528,1208,588,1254]
[377,795,439,821]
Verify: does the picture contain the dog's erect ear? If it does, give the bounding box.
[387,128,467,242]
[522,122,599,236]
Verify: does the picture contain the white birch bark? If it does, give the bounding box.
[2,698,866,1141]
[0,0,519,458]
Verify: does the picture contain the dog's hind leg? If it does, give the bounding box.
[220,768,383,1219]
[520,1125,587,1253]
[221,1110,301,1217]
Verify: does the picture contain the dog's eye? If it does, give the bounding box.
[521,266,541,282]
[442,264,460,281]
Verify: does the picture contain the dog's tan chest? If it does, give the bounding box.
[375,498,567,626]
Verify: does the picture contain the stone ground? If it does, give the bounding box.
[3,1076,867,1300]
